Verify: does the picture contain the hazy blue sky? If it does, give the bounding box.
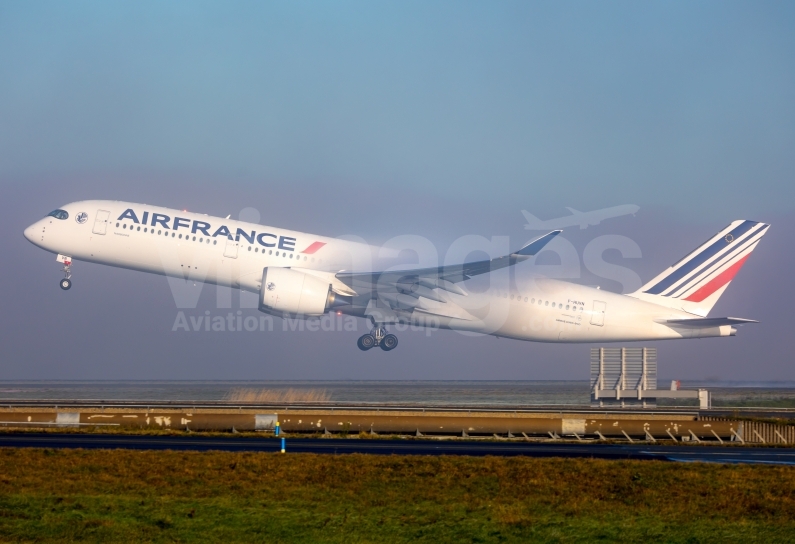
[1,1,793,381]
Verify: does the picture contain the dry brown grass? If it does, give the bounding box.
[0,448,794,542]
[224,387,331,403]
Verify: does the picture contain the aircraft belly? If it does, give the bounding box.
[509,307,584,342]
[473,290,694,343]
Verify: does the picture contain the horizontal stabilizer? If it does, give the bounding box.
[660,317,758,328]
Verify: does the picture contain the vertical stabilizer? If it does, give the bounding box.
[628,220,769,316]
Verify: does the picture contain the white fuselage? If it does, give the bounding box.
[24,200,735,343]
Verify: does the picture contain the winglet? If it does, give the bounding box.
[513,230,561,257]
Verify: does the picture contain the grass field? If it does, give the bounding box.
[0,448,794,543]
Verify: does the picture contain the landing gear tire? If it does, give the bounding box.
[60,278,72,290]
[380,334,398,351]
[357,334,376,351]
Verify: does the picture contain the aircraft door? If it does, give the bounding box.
[223,238,239,259]
[590,300,606,326]
[92,210,110,235]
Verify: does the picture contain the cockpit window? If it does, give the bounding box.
[47,209,69,220]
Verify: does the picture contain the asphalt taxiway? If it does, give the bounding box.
[1,433,793,465]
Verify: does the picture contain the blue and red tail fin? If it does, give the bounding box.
[629,220,769,316]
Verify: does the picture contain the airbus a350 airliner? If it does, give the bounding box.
[24,201,768,351]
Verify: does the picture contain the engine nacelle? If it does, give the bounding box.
[259,267,335,317]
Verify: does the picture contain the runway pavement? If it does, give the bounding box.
[1,433,794,465]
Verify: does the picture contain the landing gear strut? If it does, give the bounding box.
[357,325,399,352]
[58,255,72,290]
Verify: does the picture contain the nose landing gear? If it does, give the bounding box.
[357,326,399,351]
[57,254,72,290]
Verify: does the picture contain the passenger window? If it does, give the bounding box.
[179,234,182,239]
[213,240,217,245]
[116,222,119,227]
[137,226,141,231]
[545,301,548,306]
[276,251,279,256]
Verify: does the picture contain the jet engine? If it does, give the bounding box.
[259,267,340,317]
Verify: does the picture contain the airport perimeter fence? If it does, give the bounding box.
[701,417,795,444]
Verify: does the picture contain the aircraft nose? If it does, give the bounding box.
[23,223,37,243]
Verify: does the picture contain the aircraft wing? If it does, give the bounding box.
[660,317,758,327]
[335,231,561,306]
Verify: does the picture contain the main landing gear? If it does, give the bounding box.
[358,326,398,352]
[59,255,72,290]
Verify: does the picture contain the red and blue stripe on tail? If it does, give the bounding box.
[629,220,769,316]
